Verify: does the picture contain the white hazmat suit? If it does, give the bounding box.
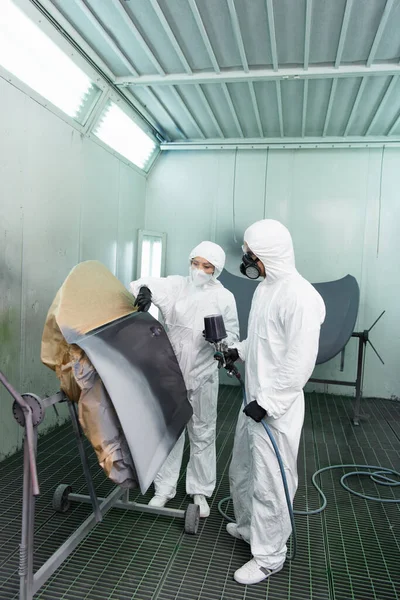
[229,220,325,583]
[130,241,239,509]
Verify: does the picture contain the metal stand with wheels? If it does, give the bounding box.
[0,371,200,600]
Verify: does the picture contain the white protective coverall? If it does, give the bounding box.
[230,220,325,570]
[130,241,239,499]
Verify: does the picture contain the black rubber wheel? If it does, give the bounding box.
[52,484,72,513]
[184,503,200,534]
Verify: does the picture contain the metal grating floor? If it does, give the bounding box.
[0,386,399,600]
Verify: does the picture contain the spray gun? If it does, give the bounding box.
[204,315,239,377]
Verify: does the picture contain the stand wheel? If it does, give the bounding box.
[53,484,72,513]
[184,503,200,534]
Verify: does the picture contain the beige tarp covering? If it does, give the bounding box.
[41,260,137,401]
[41,261,139,487]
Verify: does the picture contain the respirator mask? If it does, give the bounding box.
[240,251,262,280]
[190,267,213,287]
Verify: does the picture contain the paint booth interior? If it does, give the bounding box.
[1,1,400,599]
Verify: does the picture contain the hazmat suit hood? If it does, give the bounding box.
[189,241,226,278]
[244,219,296,283]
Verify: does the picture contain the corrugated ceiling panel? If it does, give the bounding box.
[146,85,202,138]
[199,84,241,138]
[274,0,308,65]
[82,0,159,74]
[130,87,185,140]
[226,83,260,138]
[190,0,243,69]
[373,2,400,60]
[254,82,281,137]
[366,76,400,136]
[389,113,400,135]
[341,0,391,63]
[309,0,347,64]
[156,0,216,71]
[305,80,332,136]
[281,80,304,137]
[121,0,192,73]
[51,0,133,76]
[230,0,274,68]
[325,78,363,137]
[347,76,392,135]
[174,84,221,138]
[45,0,400,141]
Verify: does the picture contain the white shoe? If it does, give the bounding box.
[193,494,210,518]
[234,558,284,585]
[148,495,169,508]
[226,523,244,540]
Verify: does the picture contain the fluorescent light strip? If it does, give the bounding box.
[0,0,97,120]
[94,102,157,170]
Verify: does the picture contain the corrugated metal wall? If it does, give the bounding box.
[145,147,400,401]
[0,77,146,459]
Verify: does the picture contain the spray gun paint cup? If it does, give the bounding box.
[204,315,227,343]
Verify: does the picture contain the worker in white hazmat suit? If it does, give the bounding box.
[222,219,325,585]
[130,241,239,518]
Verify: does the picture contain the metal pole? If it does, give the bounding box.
[353,334,365,425]
[19,429,38,600]
[67,400,102,522]
[340,346,346,372]
[68,493,186,518]
[26,430,37,596]
[309,378,356,387]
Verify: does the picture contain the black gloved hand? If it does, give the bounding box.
[223,347,239,371]
[134,286,152,312]
[213,347,239,371]
[243,400,267,422]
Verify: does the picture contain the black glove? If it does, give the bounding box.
[223,348,239,371]
[213,347,239,370]
[134,286,152,312]
[243,400,267,422]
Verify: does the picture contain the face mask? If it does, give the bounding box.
[240,252,262,279]
[190,268,213,287]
